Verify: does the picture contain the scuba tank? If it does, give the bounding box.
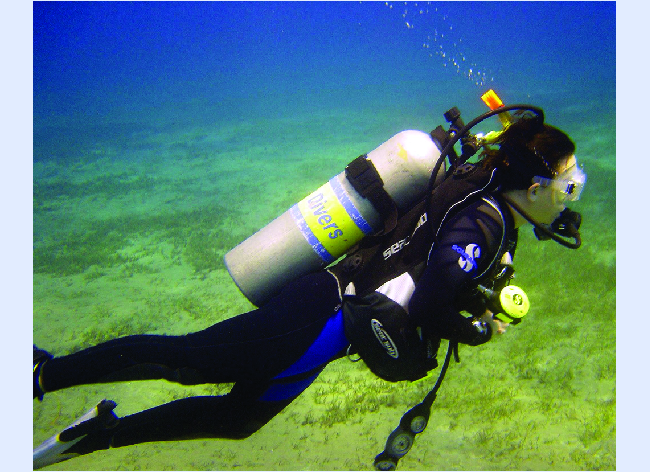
[225,130,447,306]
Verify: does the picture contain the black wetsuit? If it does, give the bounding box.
[38,186,517,455]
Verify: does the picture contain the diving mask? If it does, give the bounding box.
[532,163,587,202]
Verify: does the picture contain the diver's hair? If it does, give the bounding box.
[479,113,576,191]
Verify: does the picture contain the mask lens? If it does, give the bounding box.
[533,164,586,202]
[554,165,586,201]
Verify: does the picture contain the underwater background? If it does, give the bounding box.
[32,1,616,470]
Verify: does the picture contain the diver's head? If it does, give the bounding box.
[481,115,586,227]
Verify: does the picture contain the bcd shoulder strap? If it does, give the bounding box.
[330,163,500,295]
[426,163,500,241]
[345,155,399,235]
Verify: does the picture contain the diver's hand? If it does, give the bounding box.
[480,310,509,335]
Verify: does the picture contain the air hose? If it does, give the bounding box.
[427,104,545,193]
[373,340,459,471]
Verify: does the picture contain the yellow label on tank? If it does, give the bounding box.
[397,143,409,161]
[297,180,367,259]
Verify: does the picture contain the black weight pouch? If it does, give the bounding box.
[342,291,439,382]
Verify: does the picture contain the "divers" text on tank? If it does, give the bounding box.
[308,193,344,239]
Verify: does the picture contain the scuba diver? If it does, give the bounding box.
[33,91,586,470]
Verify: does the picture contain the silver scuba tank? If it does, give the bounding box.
[224,130,445,306]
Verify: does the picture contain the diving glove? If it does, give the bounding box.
[33,399,118,469]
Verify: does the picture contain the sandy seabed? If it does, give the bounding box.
[33,105,615,471]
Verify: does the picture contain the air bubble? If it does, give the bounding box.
[388,1,495,86]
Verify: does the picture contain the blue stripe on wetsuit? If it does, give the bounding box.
[259,310,348,402]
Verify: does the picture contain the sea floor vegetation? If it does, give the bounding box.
[33,109,615,470]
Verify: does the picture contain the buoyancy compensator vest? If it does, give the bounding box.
[332,163,511,382]
[330,164,503,294]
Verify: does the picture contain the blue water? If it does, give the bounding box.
[34,1,615,157]
[31,2,617,471]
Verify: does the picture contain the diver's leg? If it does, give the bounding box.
[34,279,349,469]
[37,271,342,394]
[34,381,297,469]
[63,381,294,456]
[47,318,345,463]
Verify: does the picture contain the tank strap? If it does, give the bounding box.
[345,155,398,234]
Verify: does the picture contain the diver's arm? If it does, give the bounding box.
[408,208,504,345]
